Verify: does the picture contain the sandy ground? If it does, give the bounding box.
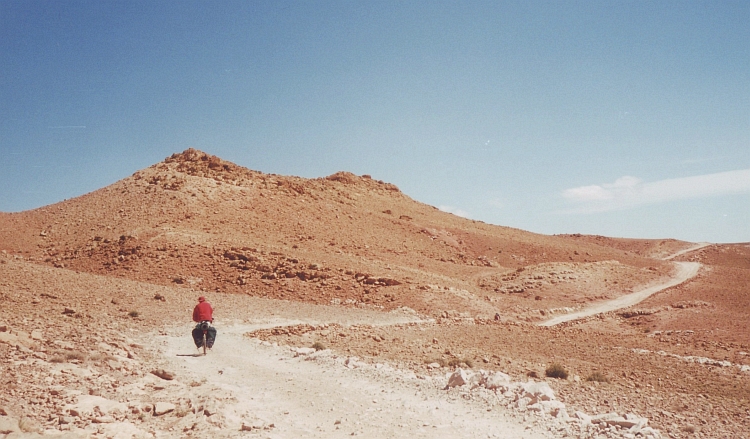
[150,321,552,439]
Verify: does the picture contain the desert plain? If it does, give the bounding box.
[0,149,748,438]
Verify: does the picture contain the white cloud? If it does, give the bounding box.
[438,205,471,218]
[562,168,750,213]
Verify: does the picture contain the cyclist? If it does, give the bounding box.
[192,296,217,349]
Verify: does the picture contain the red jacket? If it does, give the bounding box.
[193,301,213,322]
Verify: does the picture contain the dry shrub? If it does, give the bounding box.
[545,363,569,379]
[88,352,106,362]
[586,372,610,383]
[65,351,86,362]
[311,342,326,351]
[446,358,474,368]
[682,425,697,434]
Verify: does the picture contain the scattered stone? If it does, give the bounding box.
[153,402,175,416]
[151,369,175,380]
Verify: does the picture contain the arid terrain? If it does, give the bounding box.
[1,149,748,438]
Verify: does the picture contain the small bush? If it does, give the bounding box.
[50,356,65,363]
[545,363,569,379]
[311,342,326,351]
[65,351,86,362]
[128,310,140,318]
[88,352,105,362]
[586,372,610,383]
[446,358,474,368]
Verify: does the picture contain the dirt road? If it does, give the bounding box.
[539,261,701,327]
[152,321,552,439]
[661,242,711,260]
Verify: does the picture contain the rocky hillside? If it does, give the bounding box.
[0,149,675,321]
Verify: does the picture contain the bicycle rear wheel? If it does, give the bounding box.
[203,332,207,355]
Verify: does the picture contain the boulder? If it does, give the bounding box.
[521,381,556,403]
[483,371,511,390]
[446,369,468,388]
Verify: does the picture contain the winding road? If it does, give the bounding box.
[539,243,710,327]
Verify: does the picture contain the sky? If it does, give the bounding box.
[1,1,748,243]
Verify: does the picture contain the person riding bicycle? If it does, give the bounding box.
[192,296,217,349]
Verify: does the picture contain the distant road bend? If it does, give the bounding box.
[539,243,710,327]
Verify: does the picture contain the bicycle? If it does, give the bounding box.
[190,320,216,355]
[198,321,211,355]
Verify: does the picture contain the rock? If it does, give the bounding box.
[590,412,621,424]
[521,381,556,402]
[446,368,468,388]
[426,362,441,370]
[18,417,41,433]
[294,347,316,357]
[483,371,511,390]
[150,369,175,380]
[0,416,20,434]
[528,399,566,414]
[153,402,175,416]
[66,395,127,417]
[607,415,648,429]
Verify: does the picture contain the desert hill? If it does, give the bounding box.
[0,148,680,320]
[1,149,749,438]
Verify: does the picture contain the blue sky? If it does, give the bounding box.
[1,1,748,243]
